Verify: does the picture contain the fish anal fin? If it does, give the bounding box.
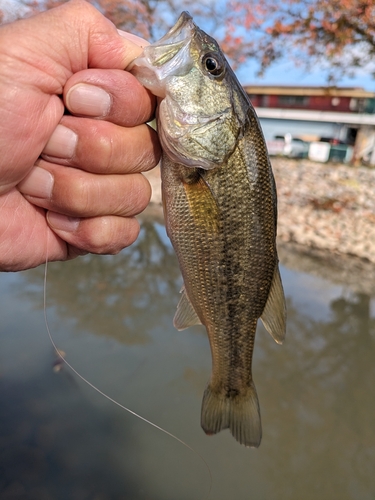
[201,382,262,448]
[261,265,287,344]
[173,287,202,330]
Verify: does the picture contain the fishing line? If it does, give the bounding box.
[43,230,212,499]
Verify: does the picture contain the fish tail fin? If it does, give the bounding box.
[201,382,262,448]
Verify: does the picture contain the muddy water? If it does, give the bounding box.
[0,212,374,500]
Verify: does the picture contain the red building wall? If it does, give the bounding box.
[248,93,357,112]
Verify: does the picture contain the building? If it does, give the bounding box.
[244,85,375,114]
[243,85,375,164]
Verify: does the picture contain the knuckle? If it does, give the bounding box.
[79,217,140,255]
[70,188,91,215]
[55,171,93,215]
[138,147,161,172]
[92,126,114,170]
[117,174,151,216]
[137,127,162,171]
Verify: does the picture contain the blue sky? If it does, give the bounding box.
[236,57,375,92]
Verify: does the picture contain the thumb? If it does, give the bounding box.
[0,0,146,192]
[60,0,147,71]
[15,0,146,78]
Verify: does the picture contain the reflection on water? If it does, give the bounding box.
[20,219,181,346]
[0,210,374,500]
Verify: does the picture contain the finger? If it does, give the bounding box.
[0,1,149,187]
[64,69,156,126]
[47,212,141,255]
[41,116,161,174]
[0,188,80,271]
[17,160,152,218]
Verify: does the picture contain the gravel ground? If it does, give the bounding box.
[272,158,375,263]
[144,157,375,264]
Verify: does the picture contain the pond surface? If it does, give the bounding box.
[1,211,374,500]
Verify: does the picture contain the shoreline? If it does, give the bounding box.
[272,157,375,264]
[144,157,375,265]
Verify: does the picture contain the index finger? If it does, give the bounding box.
[64,69,156,127]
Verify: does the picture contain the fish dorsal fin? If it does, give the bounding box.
[260,265,287,344]
[173,286,202,330]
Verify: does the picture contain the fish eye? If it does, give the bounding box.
[202,53,225,77]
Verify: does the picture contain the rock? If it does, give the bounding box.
[271,158,375,263]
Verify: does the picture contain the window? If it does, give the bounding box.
[349,98,358,111]
[278,95,310,106]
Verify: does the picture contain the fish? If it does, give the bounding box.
[130,12,286,447]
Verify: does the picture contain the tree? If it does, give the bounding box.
[0,0,224,42]
[224,0,375,80]
[2,0,375,81]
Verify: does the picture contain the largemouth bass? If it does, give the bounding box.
[130,12,286,447]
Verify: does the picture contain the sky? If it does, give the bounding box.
[236,55,375,92]
[2,0,375,92]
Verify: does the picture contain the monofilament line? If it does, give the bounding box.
[43,233,212,499]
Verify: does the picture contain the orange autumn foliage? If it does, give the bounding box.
[225,0,375,79]
[2,0,375,81]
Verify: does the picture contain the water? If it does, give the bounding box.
[1,212,374,500]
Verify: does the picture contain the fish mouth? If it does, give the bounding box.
[156,11,195,47]
[129,12,196,97]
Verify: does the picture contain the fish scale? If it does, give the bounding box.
[130,11,286,447]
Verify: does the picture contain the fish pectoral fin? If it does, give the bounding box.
[201,382,262,448]
[173,287,202,330]
[260,265,287,344]
[183,174,220,233]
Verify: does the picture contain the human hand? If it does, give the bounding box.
[0,0,160,272]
